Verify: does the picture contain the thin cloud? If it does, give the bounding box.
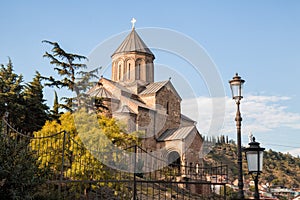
[182,94,300,136]
[243,95,300,131]
[182,95,300,156]
[285,148,300,157]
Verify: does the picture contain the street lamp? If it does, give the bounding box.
[244,137,265,200]
[229,73,245,199]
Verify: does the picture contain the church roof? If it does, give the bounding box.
[122,95,154,111]
[157,126,196,141]
[115,105,136,114]
[87,84,114,99]
[92,77,155,111]
[139,80,169,95]
[100,77,133,94]
[139,80,182,101]
[112,28,154,57]
[181,114,196,123]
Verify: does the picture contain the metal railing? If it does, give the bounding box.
[1,116,228,199]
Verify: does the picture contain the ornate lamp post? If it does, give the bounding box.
[229,73,245,199]
[244,137,265,200]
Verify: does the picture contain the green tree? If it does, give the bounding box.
[206,142,300,190]
[22,71,49,132]
[0,59,25,130]
[49,90,62,121]
[42,41,100,112]
[0,135,49,200]
[221,135,225,144]
[0,59,49,134]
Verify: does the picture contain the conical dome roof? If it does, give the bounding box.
[112,28,154,58]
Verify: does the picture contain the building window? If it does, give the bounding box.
[128,63,131,79]
[136,63,140,80]
[168,151,181,172]
[118,64,121,80]
[166,102,169,114]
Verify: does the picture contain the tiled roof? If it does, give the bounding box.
[87,84,113,98]
[115,105,136,114]
[157,126,195,141]
[101,77,133,94]
[181,114,196,123]
[112,29,154,57]
[122,95,154,111]
[139,80,169,95]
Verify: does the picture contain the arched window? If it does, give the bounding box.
[136,63,140,80]
[168,151,181,172]
[118,64,121,80]
[128,63,131,79]
[113,62,117,80]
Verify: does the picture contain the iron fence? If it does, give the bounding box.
[1,116,228,199]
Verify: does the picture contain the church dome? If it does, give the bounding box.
[112,28,155,58]
[111,19,155,84]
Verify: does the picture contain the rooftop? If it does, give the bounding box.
[112,28,154,57]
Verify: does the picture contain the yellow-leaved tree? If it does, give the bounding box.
[31,109,140,198]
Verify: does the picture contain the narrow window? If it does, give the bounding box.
[136,63,140,80]
[128,63,131,79]
[166,102,169,114]
[118,65,121,80]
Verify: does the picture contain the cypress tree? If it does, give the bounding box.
[49,90,62,121]
[0,59,25,130]
[22,71,49,132]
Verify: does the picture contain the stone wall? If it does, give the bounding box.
[113,112,137,133]
[184,130,203,165]
[137,107,156,140]
[155,86,181,137]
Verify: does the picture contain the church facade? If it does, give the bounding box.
[88,26,203,167]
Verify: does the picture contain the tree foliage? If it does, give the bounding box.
[0,59,24,129]
[0,59,49,133]
[42,41,100,112]
[22,71,49,132]
[0,135,49,200]
[49,90,61,121]
[31,109,140,197]
[205,142,300,190]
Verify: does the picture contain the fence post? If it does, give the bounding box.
[133,144,137,200]
[59,131,66,196]
[224,184,227,200]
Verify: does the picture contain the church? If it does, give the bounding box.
[88,22,203,168]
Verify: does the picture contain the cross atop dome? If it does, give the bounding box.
[131,18,136,29]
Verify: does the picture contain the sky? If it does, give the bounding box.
[0,1,300,156]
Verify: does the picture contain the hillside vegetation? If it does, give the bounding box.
[204,141,300,188]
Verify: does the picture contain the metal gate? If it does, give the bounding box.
[1,116,228,199]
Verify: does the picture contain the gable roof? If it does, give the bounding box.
[139,80,182,101]
[157,126,195,141]
[112,28,154,57]
[89,77,155,111]
[122,95,154,111]
[100,77,133,94]
[139,80,169,95]
[87,84,114,99]
[181,114,196,123]
[115,105,136,114]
